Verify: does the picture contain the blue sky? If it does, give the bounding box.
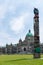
[0,0,43,46]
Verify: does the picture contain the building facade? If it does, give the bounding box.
[0,30,43,54]
[17,30,34,54]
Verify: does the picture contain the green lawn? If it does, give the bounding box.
[0,54,43,65]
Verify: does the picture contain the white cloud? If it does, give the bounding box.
[0,0,43,46]
[40,27,43,43]
[0,21,2,26]
[0,0,16,19]
[39,18,43,43]
[0,31,9,39]
[0,1,9,19]
[0,30,16,46]
[0,5,6,19]
[10,13,29,34]
[0,40,3,46]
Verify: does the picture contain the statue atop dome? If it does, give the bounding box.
[26,30,33,37]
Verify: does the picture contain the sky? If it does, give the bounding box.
[0,0,43,46]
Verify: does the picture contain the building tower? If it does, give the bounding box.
[33,8,40,58]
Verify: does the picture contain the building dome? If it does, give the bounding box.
[26,30,33,37]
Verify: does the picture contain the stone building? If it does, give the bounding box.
[17,30,34,54]
[6,43,17,54]
[40,44,43,53]
[0,30,43,54]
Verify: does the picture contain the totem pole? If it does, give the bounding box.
[33,8,40,58]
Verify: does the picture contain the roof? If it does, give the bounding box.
[26,30,33,37]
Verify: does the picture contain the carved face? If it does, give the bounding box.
[34,8,39,15]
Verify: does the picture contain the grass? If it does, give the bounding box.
[0,54,43,65]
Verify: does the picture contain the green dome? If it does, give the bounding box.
[26,30,33,37]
